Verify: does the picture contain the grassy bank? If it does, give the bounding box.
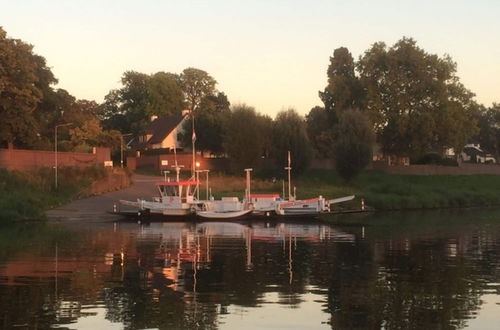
[205,169,500,211]
[0,166,109,222]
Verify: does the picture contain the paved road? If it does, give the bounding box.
[46,174,160,221]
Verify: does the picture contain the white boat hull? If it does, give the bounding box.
[197,209,252,219]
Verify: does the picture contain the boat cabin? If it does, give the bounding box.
[249,194,281,211]
[156,181,199,204]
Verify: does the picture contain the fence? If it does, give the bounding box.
[371,162,500,175]
[0,147,111,171]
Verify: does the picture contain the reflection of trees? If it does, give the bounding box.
[2,213,500,330]
[322,225,496,330]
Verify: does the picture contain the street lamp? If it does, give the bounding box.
[54,122,73,190]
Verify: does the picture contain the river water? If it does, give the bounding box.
[1,209,499,330]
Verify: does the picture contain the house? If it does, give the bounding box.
[460,143,496,164]
[134,110,190,151]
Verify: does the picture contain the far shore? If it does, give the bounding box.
[46,169,500,221]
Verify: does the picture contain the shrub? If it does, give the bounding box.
[333,110,375,182]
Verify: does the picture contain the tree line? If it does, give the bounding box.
[1,27,498,180]
[307,38,499,180]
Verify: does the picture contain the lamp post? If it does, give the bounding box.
[195,170,202,200]
[195,162,201,200]
[120,133,133,168]
[201,169,210,200]
[54,123,73,190]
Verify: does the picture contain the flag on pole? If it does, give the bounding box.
[192,130,196,143]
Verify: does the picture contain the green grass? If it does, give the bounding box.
[0,166,108,223]
[204,168,500,211]
[293,169,500,210]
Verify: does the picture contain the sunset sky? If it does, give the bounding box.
[2,0,499,116]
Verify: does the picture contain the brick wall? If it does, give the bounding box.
[136,153,231,171]
[0,147,111,171]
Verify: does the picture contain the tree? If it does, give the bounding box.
[146,72,185,117]
[306,106,334,158]
[115,71,149,135]
[333,110,374,182]
[272,109,313,175]
[475,104,500,160]
[358,38,479,159]
[224,104,267,172]
[100,71,185,135]
[33,88,75,149]
[181,92,231,155]
[319,47,364,124]
[0,27,56,148]
[179,68,217,112]
[69,117,121,151]
[258,114,274,158]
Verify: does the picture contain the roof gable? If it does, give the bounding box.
[146,113,187,144]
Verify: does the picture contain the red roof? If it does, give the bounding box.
[249,194,280,198]
[156,181,199,186]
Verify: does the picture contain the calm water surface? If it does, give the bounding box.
[1,209,500,329]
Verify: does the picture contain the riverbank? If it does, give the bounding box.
[0,167,130,222]
[208,169,500,211]
[7,167,500,223]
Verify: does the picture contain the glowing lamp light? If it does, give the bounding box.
[195,161,201,168]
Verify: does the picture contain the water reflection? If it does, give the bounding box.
[0,209,499,329]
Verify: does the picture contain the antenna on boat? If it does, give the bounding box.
[171,164,184,182]
[285,151,294,201]
[191,109,196,177]
[171,131,182,182]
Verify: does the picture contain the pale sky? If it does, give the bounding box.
[2,0,499,117]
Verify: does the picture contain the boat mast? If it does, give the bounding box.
[191,109,196,177]
[172,129,182,182]
[244,168,253,203]
[172,164,183,182]
[285,151,293,201]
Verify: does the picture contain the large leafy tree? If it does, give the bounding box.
[57,97,121,151]
[179,68,217,112]
[100,71,185,135]
[33,88,75,149]
[319,47,364,123]
[224,104,269,172]
[0,27,56,148]
[181,92,231,155]
[272,109,313,175]
[358,38,479,158]
[146,72,185,116]
[307,47,364,158]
